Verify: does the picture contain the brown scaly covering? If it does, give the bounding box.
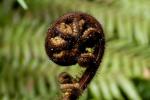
[45,12,105,100]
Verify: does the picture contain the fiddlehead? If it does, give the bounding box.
[45,12,105,100]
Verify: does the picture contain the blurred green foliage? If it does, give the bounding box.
[0,0,150,100]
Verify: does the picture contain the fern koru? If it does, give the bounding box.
[45,12,105,100]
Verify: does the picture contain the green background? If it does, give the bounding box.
[0,0,150,100]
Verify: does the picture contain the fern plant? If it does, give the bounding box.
[0,0,150,100]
